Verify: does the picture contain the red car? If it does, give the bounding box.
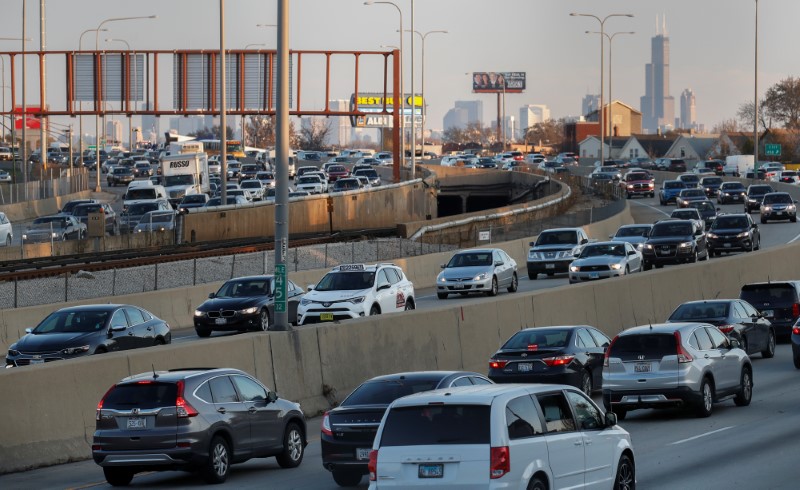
[325,165,349,182]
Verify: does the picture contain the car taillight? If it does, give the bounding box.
[96,384,116,421]
[490,446,510,479]
[793,327,800,336]
[674,331,693,363]
[368,449,378,481]
[542,355,575,367]
[176,380,198,418]
[603,336,619,367]
[793,304,800,318]
[321,411,333,436]
[717,325,735,334]
[489,359,508,369]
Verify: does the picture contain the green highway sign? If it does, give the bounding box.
[275,263,287,313]
[765,143,781,157]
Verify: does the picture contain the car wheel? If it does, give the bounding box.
[103,467,134,487]
[527,476,547,490]
[755,237,761,250]
[4,235,10,247]
[650,192,655,198]
[734,367,753,407]
[332,470,362,487]
[528,272,537,280]
[696,378,714,418]
[580,371,592,395]
[613,454,636,490]
[614,408,627,420]
[761,217,767,224]
[507,273,518,293]
[740,336,749,354]
[762,330,776,358]
[369,305,381,316]
[202,436,230,483]
[437,293,448,300]
[404,298,415,311]
[659,199,665,205]
[258,309,271,332]
[624,265,630,275]
[487,276,498,296]
[700,249,708,261]
[196,327,212,338]
[276,422,305,468]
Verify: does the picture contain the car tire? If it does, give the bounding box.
[196,327,212,338]
[4,235,10,247]
[528,272,537,280]
[696,378,714,418]
[643,262,652,271]
[689,250,698,263]
[613,454,636,490]
[437,293,448,300]
[103,467,134,487]
[659,198,665,205]
[276,422,305,468]
[762,330,776,358]
[792,216,797,223]
[740,336,749,354]
[404,298,415,311]
[614,408,627,420]
[369,305,381,316]
[527,476,547,490]
[624,265,630,275]
[580,371,592,395]
[507,273,518,293]
[734,367,753,407]
[487,276,498,296]
[332,470,362,487]
[755,237,761,250]
[202,436,231,483]
[761,217,767,224]
[258,309,271,332]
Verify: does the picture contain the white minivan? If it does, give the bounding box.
[368,384,634,489]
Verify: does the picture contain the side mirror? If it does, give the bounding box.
[25,328,32,334]
[627,250,636,255]
[581,238,588,245]
[440,264,446,269]
[529,241,535,247]
[752,223,758,229]
[605,412,618,427]
[495,261,504,266]
[729,339,740,350]
[307,285,315,292]
[111,325,127,332]
[378,283,391,291]
[267,391,278,404]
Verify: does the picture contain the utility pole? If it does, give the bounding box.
[273,0,290,330]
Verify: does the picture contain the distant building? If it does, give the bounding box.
[519,104,551,137]
[329,99,351,148]
[680,89,697,130]
[455,100,483,125]
[105,120,122,145]
[640,15,675,133]
[443,107,469,130]
[582,94,600,118]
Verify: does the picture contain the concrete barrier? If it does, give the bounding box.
[0,190,97,222]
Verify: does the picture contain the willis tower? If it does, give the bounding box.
[640,15,675,133]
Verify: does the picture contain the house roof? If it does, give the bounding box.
[681,135,720,158]
[626,134,678,157]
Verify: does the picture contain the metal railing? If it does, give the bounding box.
[0,169,90,204]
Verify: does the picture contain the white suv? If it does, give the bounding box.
[368,384,634,489]
[298,263,415,325]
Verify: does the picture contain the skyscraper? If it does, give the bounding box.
[582,94,600,118]
[640,15,675,133]
[680,89,697,130]
[519,105,551,135]
[454,100,483,125]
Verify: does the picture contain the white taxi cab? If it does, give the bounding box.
[298,263,415,325]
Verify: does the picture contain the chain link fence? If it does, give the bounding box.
[0,169,90,204]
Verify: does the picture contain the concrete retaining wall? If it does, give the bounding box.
[0,190,95,222]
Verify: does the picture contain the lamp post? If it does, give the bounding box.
[585,30,634,157]
[105,38,135,151]
[364,1,405,168]
[406,29,446,161]
[570,12,633,163]
[93,15,157,192]
[754,0,760,167]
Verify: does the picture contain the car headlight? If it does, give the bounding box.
[300,298,311,306]
[610,263,622,270]
[51,232,58,238]
[679,242,693,248]
[240,307,259,315]
[736,232,749,238]
[348,296,366,304]
[528,251,540,260]
[194,309,205,317]
[789,205,796,211]
[569,265,579,272]
[439,275,447,283]
[644,244,654,250]
[474,273,487,281]
[8,349,20,356]
[707,232,718,239]
[627,185,633,189]
[557,250,574,259]
[763,206,771,211]
[636,243,644,250]
[61,345,90,355]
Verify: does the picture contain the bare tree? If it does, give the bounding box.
[523,119,565,148]
[297,117,332,150]
[763,76,800,129]
[245,115,298,149]
[711,118,741,134]
[736,100,771,132]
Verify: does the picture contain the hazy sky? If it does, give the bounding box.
[1,0,798,135]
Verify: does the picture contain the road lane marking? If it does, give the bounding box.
[668,426,734,445]
[789,230,800,244]
[631,200,670,217]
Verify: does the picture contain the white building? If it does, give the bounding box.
[519,104,551,138]
[105,120,122,146]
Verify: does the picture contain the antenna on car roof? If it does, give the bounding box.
[649,323,653,331]
[152,364,159,379]
[714,291,721,299]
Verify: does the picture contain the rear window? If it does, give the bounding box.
[379,405,490,446]
[503,329,571,350]
[664,182,684,189]
[343,379,440,406]
[740,284,798,305]
[609,333,677,361]
[669,302,729,321]
[103,383,177,410]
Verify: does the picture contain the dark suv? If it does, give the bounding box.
[320,371,491,487]
[93,368,306,485]
[740,281,800,340]
[707,213,760,255]
[642,219,708,269]
[745,184,775,213]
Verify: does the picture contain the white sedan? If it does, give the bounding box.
[568,241,643,284]
[0,211,12,246]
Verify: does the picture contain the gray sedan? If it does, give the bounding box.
[568,241,642,284]
[609,224,652,250]
[436,248,518,299]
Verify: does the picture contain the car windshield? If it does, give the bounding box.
[609,333,677,361]
[627,173,648,181]
[721,183,746,191]
[502,329,571,350]
[165,175,195,186]
[62,201,92,213]
[335,180,359,189]
[140,212,173,223]
[680,175,699,182]
[690,202,715,212]
[579,244,626,258]
[672,210,699,219]
[241,181,261,189]
[355,169,378,178]
[33,310,110,333]
[215,279,272,298]
[315,271,375,291]
[664,181,684,189]
[651,222,693,237]
[681,190,705,198]
[329,165,346,173]
[126,188,157,200]
[298,176,321,184]
[343,378,442,406]
[182,195,206,204]
[763,193,792,204]
[749,186,773,195]
[615,226,651,237]
[535,231,577,246]
[102,383,178,410]
[446,252,493,268]
[741,284,797,304]
[126,203,160,215]
[257,173,275,180]
[669,302,729,321]
[702,178,722,185]
[72,205,103,216]
[32,216,69,227]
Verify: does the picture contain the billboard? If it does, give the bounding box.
[471,72,526,93]
[12,106,44,130]
[349,93,424,128]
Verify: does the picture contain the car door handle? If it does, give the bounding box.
[573,440,583,446]
[704,354,710,359]
[584,439,593,446]
[248,407,257,413]
[217,407,226,414]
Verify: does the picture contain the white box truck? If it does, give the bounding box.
[723,155,754,177]
[161,152,210,206]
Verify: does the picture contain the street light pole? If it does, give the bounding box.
[39,0,47,172]
[754,0,760,167]
[406,29,446,161]
[571,12,633,163]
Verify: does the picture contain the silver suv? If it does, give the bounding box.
[93,368,306,485]
[526,227,590,280]
[602,323,753,419]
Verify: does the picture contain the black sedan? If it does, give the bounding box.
[717,181,747,204]
[193,275,303,337]
[321,371,492,487]
[6,305,171,367]
[666,299,775,358]
[488,325,610,395]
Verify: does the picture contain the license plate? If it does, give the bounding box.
[419,464,443,479]
[733,196,741,200]
[659,249,671,255]
[518,362,533,372]
[545,263,555,269]
[589,272,600,279]
[762,309,774,318]
[724,243,732,248]
[29,359,44,365]
[356,448,371,460]
[634,363,651,373]
[453,284,466,289]
[320,313,334,321]
[214,318,227,325]
[127,417,146,429]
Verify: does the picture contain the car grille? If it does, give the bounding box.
[306,307,351,313]
[655,244,677,256]
[206,310,236,318]
[578,265,610,272]
[632,184,650,190]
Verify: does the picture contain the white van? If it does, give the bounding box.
[368,384,634,489]
[123,181,168,208]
